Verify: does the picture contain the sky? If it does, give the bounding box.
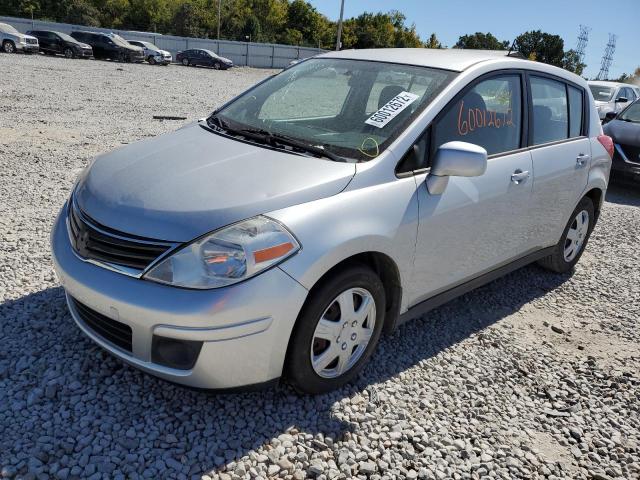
[308,0,638,79]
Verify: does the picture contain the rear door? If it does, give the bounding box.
[527,74,590,247]
[409,72,535,304]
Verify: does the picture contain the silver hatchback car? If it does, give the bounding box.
[51,49,612,394]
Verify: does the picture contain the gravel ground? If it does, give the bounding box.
[1,54,639,480]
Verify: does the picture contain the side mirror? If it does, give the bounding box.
[615,97,628,103]
[603,111,617,124]
[426,141,488,195]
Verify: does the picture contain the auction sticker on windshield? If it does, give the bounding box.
[365,91,420,128]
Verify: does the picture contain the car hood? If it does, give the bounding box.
[75,122,356,242]
[219,56,232,64]
[603,119,640,145]
[18,33,37,41]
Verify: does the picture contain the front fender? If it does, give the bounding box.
[268,175,419,312]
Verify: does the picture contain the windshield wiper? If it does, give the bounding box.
[206,115,347,162]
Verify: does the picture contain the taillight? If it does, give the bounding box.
[597,134,614,159]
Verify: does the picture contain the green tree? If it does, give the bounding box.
[455,32,509,50]
[425,33,442,49]
[65,0,100,26]
[514,30,564,67]
[561,49,586,76]
[172,1,201,37]
[242,14,261,41]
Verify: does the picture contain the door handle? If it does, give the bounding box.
[511,169,530,184]
[576,153,590,167]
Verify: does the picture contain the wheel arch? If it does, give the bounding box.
[292,251,403,336]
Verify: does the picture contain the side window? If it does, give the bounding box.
[615,88,626,100]
[530,76,568,145]
[567,85,584,138]
[433,74,522,156]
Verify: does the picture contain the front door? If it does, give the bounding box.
[409,72,535,305]
[527,75,590,247]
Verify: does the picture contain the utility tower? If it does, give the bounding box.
[575,25,590,65]
[596,34,617,80]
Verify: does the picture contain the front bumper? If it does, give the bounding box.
[17,43,39,53]
[51,205,309,389]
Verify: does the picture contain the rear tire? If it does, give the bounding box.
[2,40,16,54]
[285,265,386,394]
[537,197,595,273]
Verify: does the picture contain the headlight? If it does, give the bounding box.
[19,38,27,44]
[144,216,300,289]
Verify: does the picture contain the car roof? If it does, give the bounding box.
[319,48,525,72]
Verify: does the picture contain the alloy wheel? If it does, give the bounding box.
[310,287,376,379]
[3,41,15,53]
[564,209,589,262]
[182,58,189,66]
[64,48,73,58]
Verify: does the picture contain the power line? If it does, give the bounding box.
[575,24,590,65]
[596,33,617,80]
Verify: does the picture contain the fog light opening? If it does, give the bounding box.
[151,335,203,370]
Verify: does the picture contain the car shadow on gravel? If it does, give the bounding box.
[0,265,571,477]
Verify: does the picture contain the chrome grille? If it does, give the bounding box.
[67,201,173,271]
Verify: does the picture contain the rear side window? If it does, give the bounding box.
[568,85,584,138]
[530,76,568,145]
[433,74,522,156]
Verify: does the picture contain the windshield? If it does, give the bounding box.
[215,58,456,161]
[109,34,132,47]
[0,23,19,34]
[56,31,77,43]
[589,85,615,102]
[202,49,218,57]
[619,102,640,123]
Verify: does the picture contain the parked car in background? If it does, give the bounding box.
[26,30,92,59]
[52,49,611,394]
[127,40,172,65]
[70,31,144,63]
[0,22,38,54]
[176,49,233,69]
[603,99,640,184]
[588,81,640,120]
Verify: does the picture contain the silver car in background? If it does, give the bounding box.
[51,49,612,394]
[0,22,39,54]
[588,80,640,120]
[127,39,172,65]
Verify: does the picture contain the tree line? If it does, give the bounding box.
[6,0,634,78]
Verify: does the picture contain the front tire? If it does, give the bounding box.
[2,40,16,54]
[285,265,386,394]
[64,47,74,59]
[148,56,156,65]
[537,196,595,273]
